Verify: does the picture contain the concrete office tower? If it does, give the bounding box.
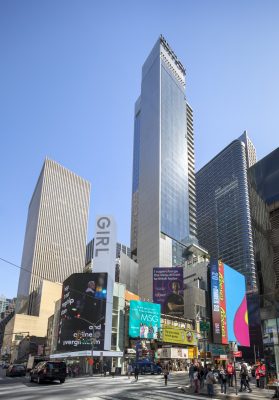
[196,132,257,291]
[130,35,197,299]
[17,158,90,314]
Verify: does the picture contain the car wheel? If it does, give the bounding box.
[60,379,65,384]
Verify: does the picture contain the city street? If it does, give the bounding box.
[0,369,276,400]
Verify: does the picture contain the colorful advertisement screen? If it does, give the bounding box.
[129,300,161,339]
[57,272,107,352]
[153,267,184,316]
[210,261,250,347]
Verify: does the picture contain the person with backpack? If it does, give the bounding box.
[239,362,252,393]
[205,366,215,397]
[218,365,228,394]
[226,361,234,387]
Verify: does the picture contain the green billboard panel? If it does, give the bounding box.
[129,300,161,339]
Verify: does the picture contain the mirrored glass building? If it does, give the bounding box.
[130,36,198,300]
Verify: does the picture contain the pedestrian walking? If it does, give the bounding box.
[218,365,227,394]
[258,361,266,389]
[226,361,234,387]
[134,365,139,381]
[239,362,252,393]
[188,362,194,388]
[199,365,205,388]
[127,364,133,379]
[103,363,108,377]
[193,366,200,394]
[255,364,260,387]
[205,366,215,398]
[163,366,169,386]
[111,364,115,378]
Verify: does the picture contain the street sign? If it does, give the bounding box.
[232,351,242,358]
[229,341,238,352]
[200,321,210,332]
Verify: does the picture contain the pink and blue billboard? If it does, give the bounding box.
[210,261,250,347]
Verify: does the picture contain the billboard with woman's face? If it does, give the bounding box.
[57,272,107,352]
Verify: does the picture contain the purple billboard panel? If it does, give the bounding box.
[153,267,184,317]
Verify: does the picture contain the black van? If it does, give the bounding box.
[30,361,67,384]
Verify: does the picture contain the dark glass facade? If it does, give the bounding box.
[196,138,257,290]
[248,147,279,379]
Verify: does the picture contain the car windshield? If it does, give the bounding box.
[47,362,65,370]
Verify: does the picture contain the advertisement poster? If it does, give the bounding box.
[57,272,107,352]
[210,262,250,347]
[224,264,250,347]
[129,300,161,339]
[218,262,228,344]
[153,267,184,316]
[162,324,197,346]
[211,262,222,344]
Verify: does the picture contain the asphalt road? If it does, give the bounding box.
[0,368,276,400]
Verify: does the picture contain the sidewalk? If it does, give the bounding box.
[179,381,276,399]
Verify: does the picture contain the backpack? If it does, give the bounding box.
[227,365,233,374]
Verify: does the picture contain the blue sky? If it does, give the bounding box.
[1,0,279,298]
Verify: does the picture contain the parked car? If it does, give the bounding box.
[30,361,67,384]
[2,363,9,369]
[132,361,162,375]
[6,364,26,377]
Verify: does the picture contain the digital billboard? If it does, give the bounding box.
[129,300,161,339]
[210,261,250,347]
[162,324,197,346]
[57,272,107,352]
[153,267,184,316]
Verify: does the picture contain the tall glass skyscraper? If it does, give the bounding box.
[130,36,197,300]
[196,132,257,290]
[248,147,279,378]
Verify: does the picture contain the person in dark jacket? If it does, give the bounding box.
[134,365,139,381]
[239,362,252,393]
[218,366,228,394]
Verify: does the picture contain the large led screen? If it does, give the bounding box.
[129,300,161,339]
[153,267,184,316]
[210,261,250,347]
[57,272,107,352]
